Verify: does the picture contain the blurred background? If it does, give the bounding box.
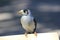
[0,0,60,38]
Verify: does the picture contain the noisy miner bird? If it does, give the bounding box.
[17,9,37,37]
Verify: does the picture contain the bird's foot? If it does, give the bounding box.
[34,32,37,37]
[25,32,28,38]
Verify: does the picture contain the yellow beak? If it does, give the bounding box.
[17,10,24,15]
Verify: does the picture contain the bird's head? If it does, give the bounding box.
[17,9,31,16]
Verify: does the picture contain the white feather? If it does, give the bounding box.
[21,15,35,32]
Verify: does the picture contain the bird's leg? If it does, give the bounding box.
[34,31,37,37]
[25,32,28,38]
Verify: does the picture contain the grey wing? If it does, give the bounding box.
[33,18,37,32]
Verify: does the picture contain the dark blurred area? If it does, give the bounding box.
[0,0,10,7]
[0,0,60,37]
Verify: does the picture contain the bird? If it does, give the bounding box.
[17,9,37,37]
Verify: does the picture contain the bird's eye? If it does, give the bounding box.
[23,9,28,13]
[23,10,26,13]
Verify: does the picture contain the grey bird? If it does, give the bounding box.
[17,9,37,37]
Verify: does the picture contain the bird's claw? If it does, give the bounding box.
[34,32,37,37]
[25,32,28,38]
